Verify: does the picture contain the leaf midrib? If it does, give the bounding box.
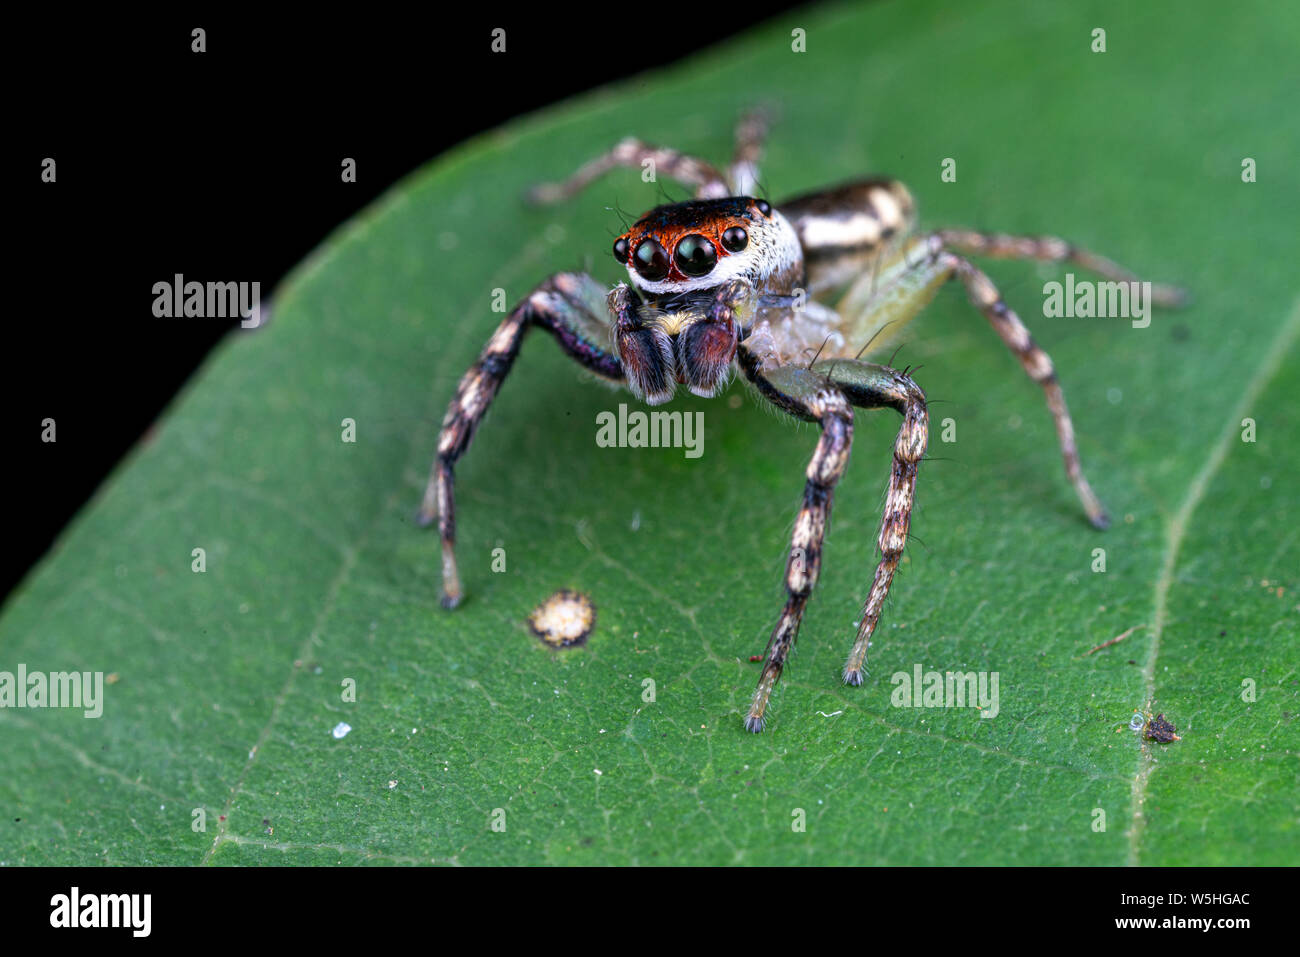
[1127,293,1300,865]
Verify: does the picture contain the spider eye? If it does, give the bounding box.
[613,237,630,263]
[674,234,717,277]
[633,239,669,281]
[755,199,772,217]
[721,226,748,253]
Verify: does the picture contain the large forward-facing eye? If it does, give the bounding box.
[674,234,717,277]
[633,239,669,280]
[612,237,630,263]
[721,226,748,253]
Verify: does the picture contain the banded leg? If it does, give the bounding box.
[936,228,1188,308]
[810,361,929,685]
[940,249,1111,529]
[740,365,855,732]
[807,231,1110,530]
[830,234,1113,528]
[525,137,731,205]
[417,272,623,608]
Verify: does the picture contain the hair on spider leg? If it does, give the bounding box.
[737,376,792,423]
[841,656,871,683]
[884,341,909,371]
[853,319,903,361]
[816,365,845,396]
[805,334,836,370]
[904,529,931,556]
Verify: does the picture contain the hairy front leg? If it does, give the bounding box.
[417,273,623,608]
[740,363,855,732]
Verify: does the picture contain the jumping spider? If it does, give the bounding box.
[418,110,1186,733]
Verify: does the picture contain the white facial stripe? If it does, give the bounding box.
[766,212,804,279]
[628,253,752,294]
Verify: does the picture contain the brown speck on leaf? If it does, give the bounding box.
[1082,623,1143,657]
[528,589,596,648]
[1144,713,1181,743]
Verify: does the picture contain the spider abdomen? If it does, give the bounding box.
[780,178,918,295]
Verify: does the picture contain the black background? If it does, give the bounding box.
[8,5,808,603]
[0,864,1274,940]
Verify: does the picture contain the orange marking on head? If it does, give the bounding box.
[614,197,765,283]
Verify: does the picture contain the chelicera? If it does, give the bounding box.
[418,110,1186,732]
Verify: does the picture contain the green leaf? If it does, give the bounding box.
[3,0,1297,865]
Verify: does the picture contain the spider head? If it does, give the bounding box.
[611,196,802,298]
[609,197,801,404]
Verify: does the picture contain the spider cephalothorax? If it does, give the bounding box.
[419,110,1187,732]
[608,196,804,403]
